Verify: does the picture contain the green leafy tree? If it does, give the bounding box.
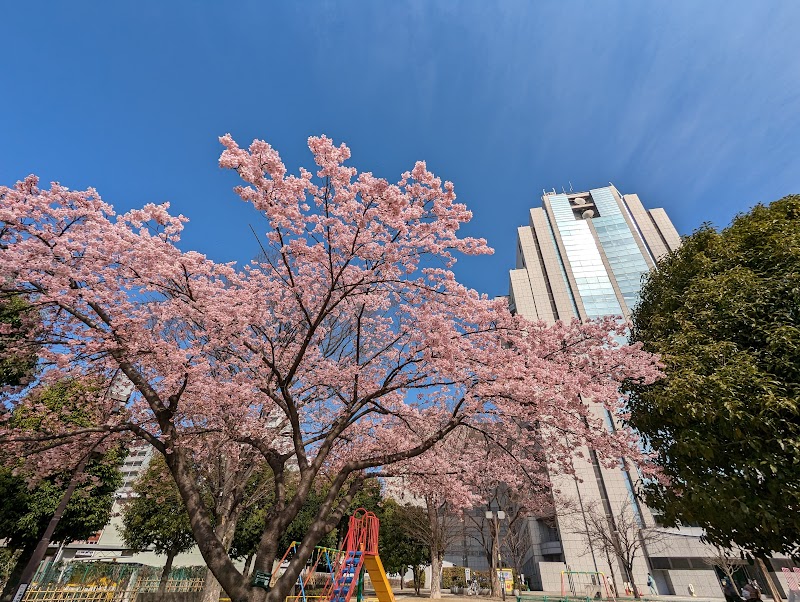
[229,474,364,573]
[229,504,267,577]
[120,456,196,596]
[379,500,428,593]
[332,480,383,546]
[0,293,38,390]
[0,452,123,601]
[0,380,124,602]
[626,195,800,557]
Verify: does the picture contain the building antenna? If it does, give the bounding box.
[562,186,566,194]
[569,181,574,193]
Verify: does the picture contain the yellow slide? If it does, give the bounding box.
[363,555,396,602]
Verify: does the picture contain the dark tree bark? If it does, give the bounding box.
[0,543,36,602]
[412,566,423,596]
[158,551,176,598]
[242,554,254,578]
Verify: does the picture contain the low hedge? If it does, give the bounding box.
[442,567,491,588]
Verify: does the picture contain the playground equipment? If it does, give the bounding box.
[271,542,344,602]
[561,571,616,602]
[272,509,394,602]
[327,509,394,602]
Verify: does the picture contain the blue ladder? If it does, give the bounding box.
[330,551,363,602]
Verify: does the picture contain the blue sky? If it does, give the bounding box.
[2,1,798,296]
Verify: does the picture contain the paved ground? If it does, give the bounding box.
[390,591,727,602]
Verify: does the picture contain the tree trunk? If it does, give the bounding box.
[0,543,36,602]
[158,552,176,599]
[490,518,500,600]
[429,553,442,599]
[412,566,422,596]
[200,519,238,602]
[603,550,618,596]
[488,542,499,599]
[400,570,404,590]
[490,566,500,599]
[166,451,250,602]
[242,554,254,578]
[627,565,641,599]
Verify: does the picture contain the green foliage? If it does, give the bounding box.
[442,567,490,589]
[626,195,800,557]
[379,500,428,579]
[333,479,383,544]
[0,549,20,590]
[277,481,341,552]
[119,456,196,557]
[228,501,266,561]
[0,294,38,389]
[0,379,124,602]
[229,474,376,560]
[441,567,464,588]
[0,448,124,549]
[10,380,98,430]
[0,379,125,549]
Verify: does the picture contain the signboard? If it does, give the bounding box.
[251,570,272,591]
[11,584,28,602]
[499,568,514,593]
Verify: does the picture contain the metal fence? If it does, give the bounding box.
[23,586,135,602]
[21,561,206,602]
[21,581,205,602]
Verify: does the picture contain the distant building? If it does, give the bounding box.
[508,185,679,323]
[447,186,731,597]
[54,440,203,566]
[498,185,800,597]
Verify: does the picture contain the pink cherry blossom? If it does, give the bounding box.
[0,135,660,602]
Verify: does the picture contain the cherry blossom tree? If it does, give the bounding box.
[388,426,555,598]
[0,134,660,602]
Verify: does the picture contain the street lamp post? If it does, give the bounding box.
[485,509,506,601]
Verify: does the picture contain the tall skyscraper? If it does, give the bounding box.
[508,185,680,325]
[506,186,725,597]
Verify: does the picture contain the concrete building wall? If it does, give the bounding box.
[666,569,722,598]
[622,194,670,260]
[539,562,568,592]
[504,185,728,597]
[529,208,580,321]
[649,207,682,252]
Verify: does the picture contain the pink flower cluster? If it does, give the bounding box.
[0,135,661,600]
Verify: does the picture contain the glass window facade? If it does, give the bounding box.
[589,187,651,311]
[549,194,622,318]
[543,209,579,318]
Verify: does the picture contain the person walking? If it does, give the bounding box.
[723,579,743,602]
[647,574,658,595]
[743,580,762,601]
